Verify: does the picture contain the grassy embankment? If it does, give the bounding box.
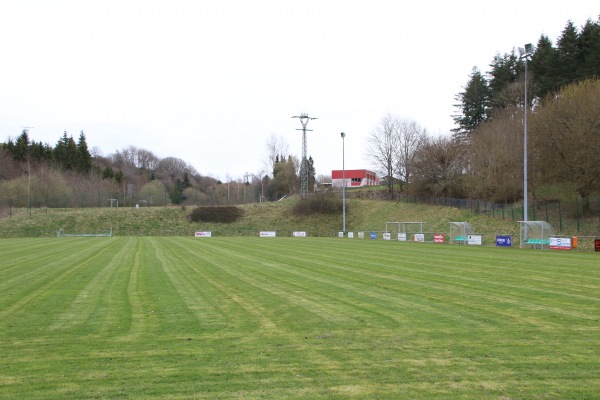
[1,198,520,240]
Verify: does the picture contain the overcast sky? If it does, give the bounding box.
[1,1,597,180]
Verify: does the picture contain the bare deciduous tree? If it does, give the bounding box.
[396,119,427,193]
[366,114,399,194]
[530,79,600,209]
[465,108,523,203]
[412,136,465,197]
[367,114,427,194]
[265,134,289,176]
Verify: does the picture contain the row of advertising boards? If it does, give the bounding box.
[195,231,600,251]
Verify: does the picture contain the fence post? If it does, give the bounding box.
[576,197,580,233]
[558,200,562,232]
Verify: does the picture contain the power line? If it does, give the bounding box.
[291,113,317,198]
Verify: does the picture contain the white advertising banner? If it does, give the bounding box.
[550,237,571,250]
[194,231,212,237]
[414,233,425,242]
[348,232,354,239]
[467,234,482,245]
[398,233,407,241]
[383,232,391,240]
[292,231,307,237]
[259,231,277,237]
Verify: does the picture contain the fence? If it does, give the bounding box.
[346,191,600,236]
[393,194,600,235]
[3,189,600,236]
[0,187,263,215]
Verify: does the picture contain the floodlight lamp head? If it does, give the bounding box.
[519,43,534,58]
[340,132,345,138]
[525,43,533,55]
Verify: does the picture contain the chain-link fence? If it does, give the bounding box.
[3,190,600,237]
[389,194,600,235]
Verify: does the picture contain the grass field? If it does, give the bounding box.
[1,237,599,399]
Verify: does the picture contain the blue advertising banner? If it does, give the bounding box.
[370,232,377,240]
[496,235,512,247]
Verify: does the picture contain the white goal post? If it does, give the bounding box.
[105,198,119,208]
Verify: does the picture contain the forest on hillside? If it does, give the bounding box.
[367,17,600,209]
[1,17,599,210]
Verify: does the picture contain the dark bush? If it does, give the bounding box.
[189,206,244,223]
[292,194,346,216]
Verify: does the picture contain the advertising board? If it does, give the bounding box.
[467,234,482,245]
[259,231,277,237]
[496,235,512,247]
[550,237,572,250]
[434,234,445,244]
[194,231,212,237]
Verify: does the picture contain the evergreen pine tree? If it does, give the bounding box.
[13,129,30,161]
[577,17,600,79]
[54,131,69,168]
[308,156,316,192]
[452,67,491,141]
[76,130,92,174]
[65,135,78,170]
[182,172,191,188]
[488,50,521,109]
[556,20,580,88]
[530,34,558,99]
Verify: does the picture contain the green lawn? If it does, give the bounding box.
[1,237,598,399]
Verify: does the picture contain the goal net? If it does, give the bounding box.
[57,228,113,237]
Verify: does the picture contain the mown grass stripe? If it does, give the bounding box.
[49,237,136,335]
[0,238,124,326]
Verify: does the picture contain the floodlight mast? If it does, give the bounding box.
[519,43,533,222]
[292,113,317,198]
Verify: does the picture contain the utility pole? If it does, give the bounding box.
[291,113,317,199]
[21,126,34,213]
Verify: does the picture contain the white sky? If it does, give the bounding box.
[1,1,597,180]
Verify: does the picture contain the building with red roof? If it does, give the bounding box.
[331,169,379,188]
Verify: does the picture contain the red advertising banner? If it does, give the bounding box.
[434,234,445,244]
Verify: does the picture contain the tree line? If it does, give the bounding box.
[0,129,318,208]
[367,16,600,209]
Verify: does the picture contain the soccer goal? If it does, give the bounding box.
[105,198,119,208]
[57,228,113,237]
[385,222,426,241]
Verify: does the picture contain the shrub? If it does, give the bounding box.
[189,206,244,223]
[292,194,346,216]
